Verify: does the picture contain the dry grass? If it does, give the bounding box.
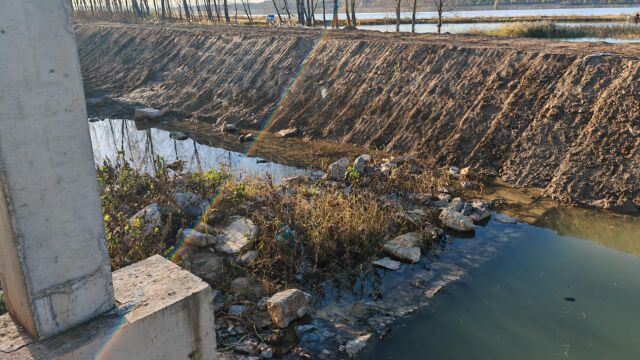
[470,21,640,39]
[98,155,456,288]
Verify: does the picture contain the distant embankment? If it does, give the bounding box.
[76,23,640,212]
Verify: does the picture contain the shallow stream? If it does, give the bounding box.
[88,118,640,359]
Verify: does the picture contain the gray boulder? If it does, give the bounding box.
[230,277,265,301]
[439,208,475,232]
[169,131,188,140]
[276,128,298,138]
[214,216,256,254]
[353,154,371,173]
[178,228,218,248]
[189,252,225,284]
[266,289,311,328]
[373,257,401,271]
[327,157,350,180]
[220,121,237,133]
[128,203,163,238]
[173,192,205,216]
[468,200,491,223]
[345,334,372,357]
[494,213,518,224]
[237,250,259,266]
[134,107,164,120]
[382,232,422,263]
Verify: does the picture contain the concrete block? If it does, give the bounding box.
[0,255,217,359]
[0,0,114,338]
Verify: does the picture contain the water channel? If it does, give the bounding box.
[88,118,640,359]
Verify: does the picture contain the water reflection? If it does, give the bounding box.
[324,6,640,20]
[480,182,640,256]
[88,118,318,182]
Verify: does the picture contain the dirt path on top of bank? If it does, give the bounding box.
[76,23,640,212]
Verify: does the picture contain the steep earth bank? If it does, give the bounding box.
[75,23,640,212]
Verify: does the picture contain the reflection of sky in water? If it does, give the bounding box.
[88,119,318,182]
[362,217,640,359]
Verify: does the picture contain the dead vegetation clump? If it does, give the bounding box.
[97,153,457,289]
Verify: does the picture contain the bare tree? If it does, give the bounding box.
[395,0,401,32]
[282,0,291,20]
[272,0,283,23]
[240,0,253,23]
[223,0,230,23]
[345,0,350,27]
[350,0,355,27]
[411,0,418,33]
[433,0,453,34]
[331,0,338,28]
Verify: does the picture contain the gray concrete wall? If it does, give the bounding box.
[0,0,114,338]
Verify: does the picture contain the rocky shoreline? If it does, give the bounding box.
[102,145,515,359]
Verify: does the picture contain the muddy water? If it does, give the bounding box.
[361,206,640,359]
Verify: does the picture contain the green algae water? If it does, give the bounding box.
[362,213,640,360]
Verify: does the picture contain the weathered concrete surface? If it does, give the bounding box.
[0,0,113,338]
[0,255,217,359]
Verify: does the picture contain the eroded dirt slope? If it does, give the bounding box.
[76,23,640,211]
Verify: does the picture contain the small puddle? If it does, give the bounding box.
[88,118,321,182]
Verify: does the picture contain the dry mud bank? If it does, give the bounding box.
[76,23,639,211]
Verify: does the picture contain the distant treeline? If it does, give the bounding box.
[70,0,344,27]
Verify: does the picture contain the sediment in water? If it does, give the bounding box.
[76,23,639,212]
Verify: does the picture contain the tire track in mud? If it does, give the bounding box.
[75,23,639,212]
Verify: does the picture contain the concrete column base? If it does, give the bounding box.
[0,256,217,359]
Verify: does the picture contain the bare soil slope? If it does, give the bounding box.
[76,23,640,211]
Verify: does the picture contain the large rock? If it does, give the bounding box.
[266,289,311,328]
[173,191,206,217]
[230,277,265,301]
[178,228,218,248]
[494,213,518,224]
[220,121,237,133]
[237,250,258,265]
[439,208,475,232]
[382,232,422,263]
[327,157,350,180]
[128,203,163,237]
[214,216,256,254]
[345,333,372,357]
[373,257,401,271]
[169,131,188,140]
[353,154,371,173]
[446,197,465,212]
[189,252,225,284]
[468,200,491,223]
[134,107,164,120]
[276,128,298,138]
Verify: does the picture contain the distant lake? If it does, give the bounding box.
[320,6,640,20]
[360,21,640,43]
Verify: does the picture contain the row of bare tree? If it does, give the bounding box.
[70,0,451,33]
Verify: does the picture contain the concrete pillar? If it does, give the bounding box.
[0,0,114,339]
